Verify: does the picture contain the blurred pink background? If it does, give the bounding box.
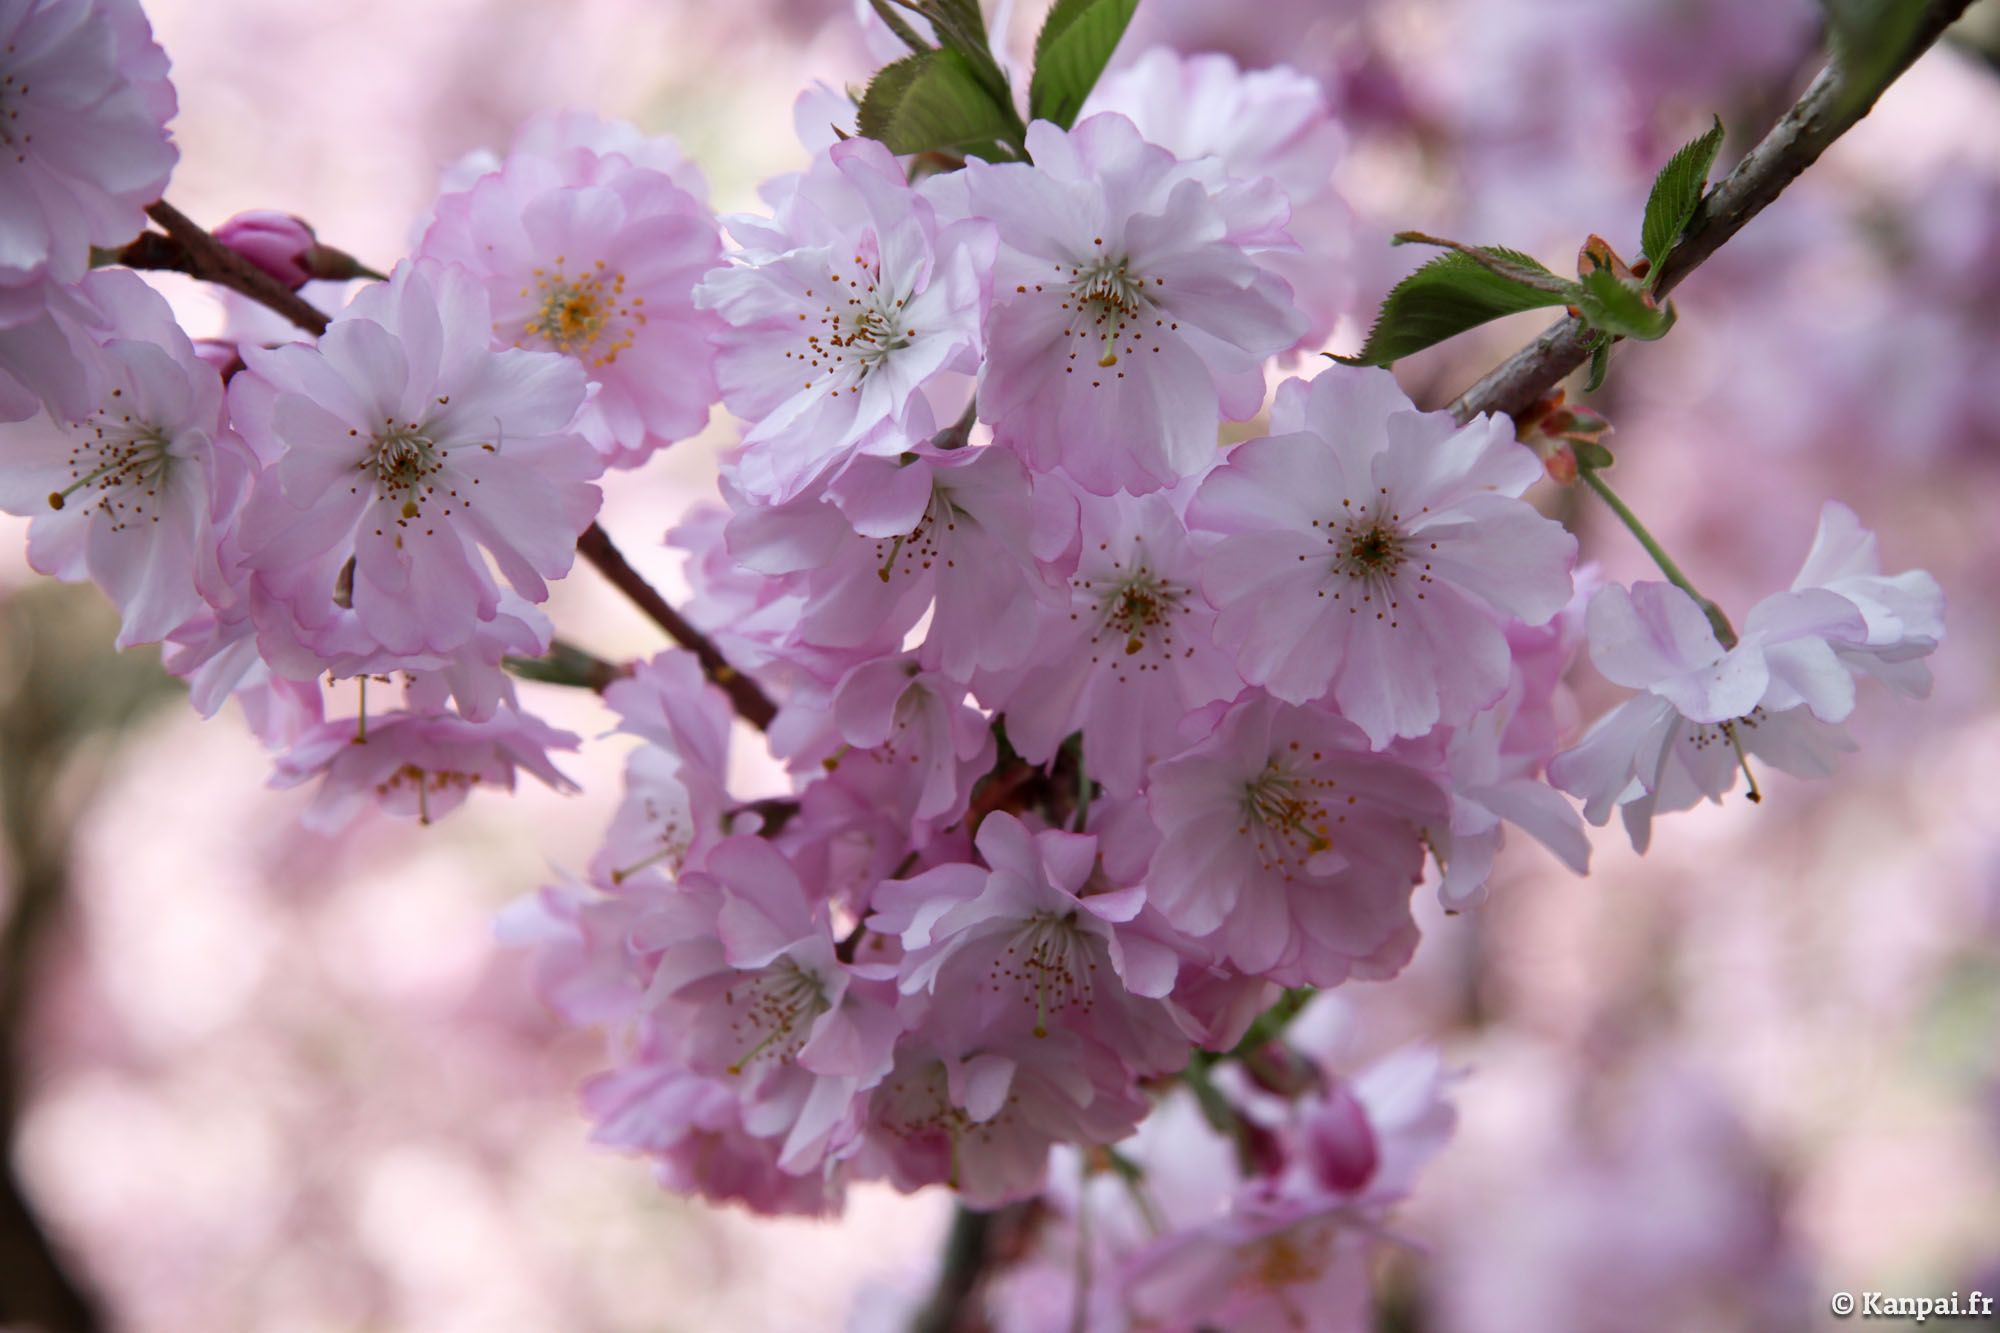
[4,0,1998,1329]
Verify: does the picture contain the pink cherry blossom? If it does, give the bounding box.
[0,269,253,646]
[1546,576,1905,851]
[420,130,724,467]
[830,653,996,827]
[726,444,1072,682]
[641,837,905,1175]
[584,1062,845,1216]
[1145,692,1448,987]
[590,650,740,887]
[229,259,602,673]
[960,112,1306,495]
[975,481,1242,798]
[1189,367,1577,747]
[212,210,319,290]
[269,703,580,830]
[698,136,994,504]
[1084,47,1357,353]
[0,269,109,421]
[856,1026,1150,1208]
[866,812,1191,1074]
[0,0,177,284]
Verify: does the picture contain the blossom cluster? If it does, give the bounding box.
[0,0,1947,1323]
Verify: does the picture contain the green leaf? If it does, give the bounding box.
[1574,268,1676,341]
[1392,231,1574,295]
[857,48,1020,161]
[1029,0,1140,130]
[1640,114,1725,273]
[1584,334,1612,392]
[1572,438,1615,471]
[1820,0,1931,116]
[1328,248,1576,368]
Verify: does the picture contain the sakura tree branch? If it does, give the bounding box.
[140,200,332,337]
[1447,0,1977,426]
[575,522,778,730]
[913,1202,1035,1333]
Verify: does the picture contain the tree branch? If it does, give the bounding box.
[911,1202,1036,1333]
[142,200,332,337]
[575,523,778,730]
[1446,0,1977,426]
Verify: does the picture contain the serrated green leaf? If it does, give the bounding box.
[1575,268,1676,341]
[1820,0,1931,116]
[857,48,1020,161]
[1392,230,1576,295]
[1641,114,1725,273]
[1029,0,1140,130]
[1328,249,1576,368]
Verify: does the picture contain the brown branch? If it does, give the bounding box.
[575,522,778,730]
[911,1202,1037,1333]
[1446,0,1977,426]
[142,200,332,337]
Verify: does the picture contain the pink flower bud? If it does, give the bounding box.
[213,210,317,289]
[1303,1084,1380,1195]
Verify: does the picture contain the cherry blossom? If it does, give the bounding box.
[269,703,580,829]
[1190,367,1577,747]
[1084,47,1357,353]
[867,812,1191,1073]
[229,259,602,672]
[420,124,724,467]
[0,0,176,284]
[961,112,1305,494]
[1146,692,1447,986]
[976,480,1241,798]
[0,269,252,646]
[699,136,994,503]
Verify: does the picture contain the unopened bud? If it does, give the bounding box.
[214,210,384,290]
[214,210,318,289]
[1303,1083,1380,1194]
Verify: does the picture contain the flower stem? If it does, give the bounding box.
[1577,467,1737,647]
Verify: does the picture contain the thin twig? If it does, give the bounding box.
[142,200,331,337]
[575,523,778,730]
[1446,0,1977,426]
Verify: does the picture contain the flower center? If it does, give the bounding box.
[368,420,446,519]
[791,250,915,397]
[1239,758,1341,879]
[45,402,174,530]
[1077,557,1192,682]
[724,959,828,1074]
[873,486,956,583]
[996,911,1092,1038]
[1060,246,1161,375]
[1341,522,1404,576]
[1311,500,1433,629]
[519,257,639,368]
[376,762,478,826]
